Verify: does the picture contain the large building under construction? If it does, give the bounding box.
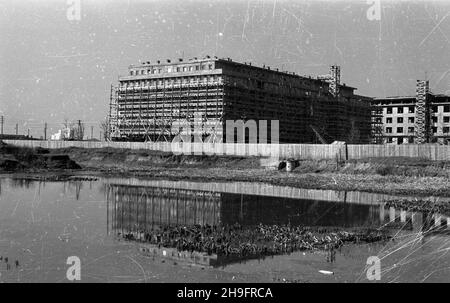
[371,80,450,145]
[109,56,374,143]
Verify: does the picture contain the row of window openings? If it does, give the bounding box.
[386,117,414,123]
[386,117,450,124]
[386,107,414,114]
[432,116,450,123]
[386,127,450,133]
[386,105,450,114]
[386,137,414,144]
[121,77,221,87]
[130,64,214,76]
[433,105,450,112]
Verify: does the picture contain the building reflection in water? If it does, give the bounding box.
[105,183,450,233]
[1,177,449,267]
[106,184,387,233]
[104,182,450,267]
[1,177,448,268]
[105,184,450,231]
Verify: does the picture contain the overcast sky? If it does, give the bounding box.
[1,0,449,138]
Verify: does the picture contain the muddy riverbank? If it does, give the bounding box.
[2,145,450,197]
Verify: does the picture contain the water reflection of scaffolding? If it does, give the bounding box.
[104,182,450,267]
[106,177,450,205]
[379,204,450,234]
[105,182,450,240]
[106,183,385,232]
[106,184,221,235]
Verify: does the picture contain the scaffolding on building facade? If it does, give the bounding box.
[109,57,373,144]
[415,80,430,144]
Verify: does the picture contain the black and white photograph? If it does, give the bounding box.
[0,0,450,289]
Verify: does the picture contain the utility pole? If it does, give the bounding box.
[15,123,18,135]
[78,120,82,140]
[44,122,47,140]
[0,116,4,135]
[100,131,102,141]
[27,128,30,138]
[91,125,94,140]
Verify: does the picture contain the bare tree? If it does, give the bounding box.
[347,120,360,144]
[62,119,70,129]
[61,119,73,140]
[100,117,110,141]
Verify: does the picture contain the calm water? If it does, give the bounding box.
[0,176,449,283]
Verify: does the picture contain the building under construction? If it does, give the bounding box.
[109,56,374,143]
[371,80,450,145]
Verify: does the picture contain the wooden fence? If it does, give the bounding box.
[3,140,450,161]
